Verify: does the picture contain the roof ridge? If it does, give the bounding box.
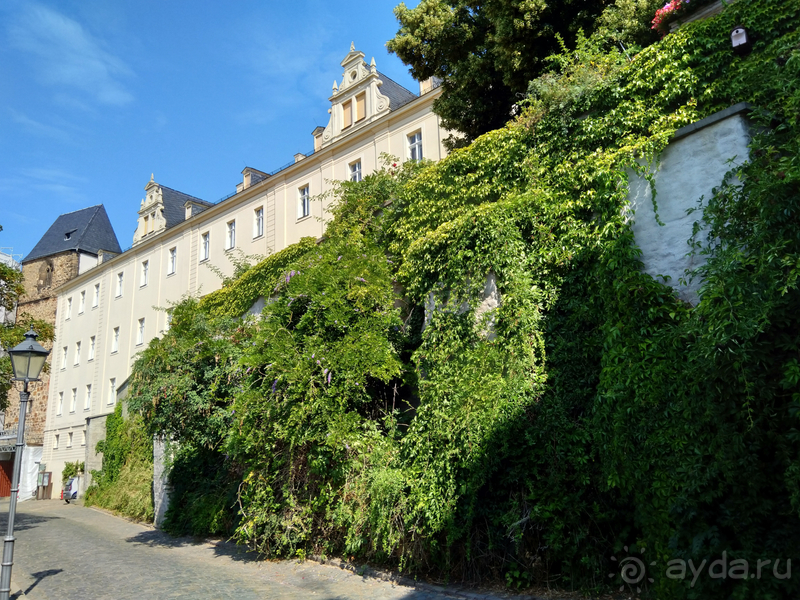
[74,205,101,249]
[55,204,104,218]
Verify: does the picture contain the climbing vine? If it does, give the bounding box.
[124,0,800,596]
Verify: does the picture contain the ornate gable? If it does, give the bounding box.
[133,175,167,245]
[319,43,392,148]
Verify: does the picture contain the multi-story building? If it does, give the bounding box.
[2,206,121,498]
[40,45,448,490]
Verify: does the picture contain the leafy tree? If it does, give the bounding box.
[386,0,612,147]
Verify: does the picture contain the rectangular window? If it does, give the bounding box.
[298,185,310,219]
[108,378,116,405]
[116,272,124,297]
[79,291,86,314]
[70,388,77,413]
[356,92,366,122]
[93,283,100,307]
[89,336,95,361]
[143,215,149,234]
[61,347,67,369]
[165,311,173,332]
[67,432,73,447]
[81,430,86,446]
[168,247,177,275]
[74,341,81,365]
[141,260,149,287]
[226,220,236,250]
[408,131,423,161]
[342,99,352,129]
[349,160,362,182]
[85,384,92,410]
[54,434,59,449]
[66,297,72,319]
[58,392,63,415]
[137,318,145,345]
[112,327,119,353]
[201,232,210,261]
[254,208,264,238]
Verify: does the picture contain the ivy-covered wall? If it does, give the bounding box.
[123,1,800,597]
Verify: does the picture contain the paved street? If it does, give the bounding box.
[0,500,531,600]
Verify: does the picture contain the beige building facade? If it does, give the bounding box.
[41,46,447,488]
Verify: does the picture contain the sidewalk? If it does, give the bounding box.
[0,499,546,600]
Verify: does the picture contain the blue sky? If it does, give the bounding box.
[0,0,420,259]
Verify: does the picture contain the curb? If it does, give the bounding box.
[308,555,543,600]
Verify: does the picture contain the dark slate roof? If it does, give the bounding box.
[377,72,417,111]
[24,205,122,263]
[160,186,211,229]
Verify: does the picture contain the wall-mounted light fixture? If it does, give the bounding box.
[731,26,751,56]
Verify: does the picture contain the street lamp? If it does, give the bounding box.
[0,328,49,600]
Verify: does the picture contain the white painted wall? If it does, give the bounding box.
[627,107,752,303]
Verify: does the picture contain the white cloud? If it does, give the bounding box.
[8,109,70,141]
[8,3,133,106]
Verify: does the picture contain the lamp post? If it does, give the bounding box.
[0,328,49,600]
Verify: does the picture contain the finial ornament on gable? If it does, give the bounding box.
[350,41,355,51]
[370,57,376,74]
[150,173,154,182]
[332,80,339,93]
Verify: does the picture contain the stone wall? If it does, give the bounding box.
[5,251,81,444]
[84,413,109,490]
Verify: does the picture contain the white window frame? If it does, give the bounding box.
[112,327,120,353]
[54,434,59,449]
[61,347,67,370]
[93,283,100,307]
[201,232,210,261]
[89,336,95,361]
[137,318,145,346]
[67,432,73,448]
[226,220,236,250]
[79,290,85,314]
[74,341,81,365]
[57,392,63,416]
[349,160,362,182]
[108,378,116,405]
[85,384,92,410]
[70,388,77,413]
[116,272,124,297]
[254,207,264,239]
[408,131,423,161]
[298,185,310,220]
[168,247,177,275]
[141,260,149,287]
[81,430,86,446]
[66,297,72,320]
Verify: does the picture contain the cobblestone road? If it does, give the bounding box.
[0,500,533,600]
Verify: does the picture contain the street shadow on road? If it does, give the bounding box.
[0,513,60,533]
[16,568,64,598]
[124,530,260,562]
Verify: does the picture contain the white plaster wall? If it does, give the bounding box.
[628,112,751,303]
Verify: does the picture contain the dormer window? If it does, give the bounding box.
[64,229,77,241]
